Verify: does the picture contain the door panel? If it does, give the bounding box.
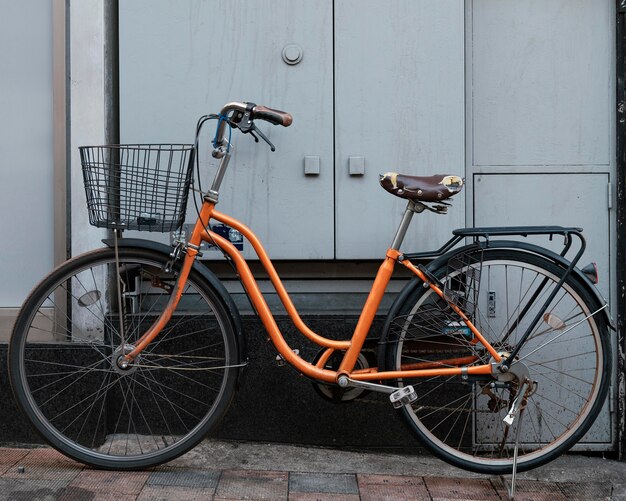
[469,1,614,448]
[120,0,334,259]
[474,173,611,444]
[334,0,465,259]
[471,0,611,167]
[474,173,610,299]
[0,3,54,307]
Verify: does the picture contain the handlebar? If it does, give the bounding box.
[206,102,293,198]
[213,101,292,150]
[252,105,293,126]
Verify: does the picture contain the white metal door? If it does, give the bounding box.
[119,0,334,259]
[334,0,465,259]
[469,0,615,447]
[474,174,610,301]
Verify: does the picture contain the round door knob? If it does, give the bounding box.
[282,44,303,65]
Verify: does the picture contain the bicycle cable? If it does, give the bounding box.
[188,115,241,282]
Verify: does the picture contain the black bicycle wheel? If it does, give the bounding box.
[9,247,240,470]
[385,248,611,474]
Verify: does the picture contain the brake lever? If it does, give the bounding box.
[234,109,276,152]
[251,125,276,152]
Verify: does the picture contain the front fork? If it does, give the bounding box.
[122,230,204,362]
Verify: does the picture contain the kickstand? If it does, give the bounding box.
[501,378,531,500]
[505,407,525,500]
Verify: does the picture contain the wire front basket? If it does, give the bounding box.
[79,144,195,232]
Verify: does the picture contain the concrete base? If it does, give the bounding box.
[2,442,625,500]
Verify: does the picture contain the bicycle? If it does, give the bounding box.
[8,102,613,476]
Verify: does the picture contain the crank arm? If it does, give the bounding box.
[337,375,397,394]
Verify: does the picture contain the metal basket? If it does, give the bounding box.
[79,144,195,232]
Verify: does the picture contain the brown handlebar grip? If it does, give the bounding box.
[252,105,293,127]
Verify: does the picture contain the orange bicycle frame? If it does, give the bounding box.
[124,101,501,385]
[125,198,502,385]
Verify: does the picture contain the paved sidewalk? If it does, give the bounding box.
[0,440,625,500]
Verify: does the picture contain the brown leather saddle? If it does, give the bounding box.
[379,172,463,202]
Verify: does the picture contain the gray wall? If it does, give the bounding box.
[0,0,617,448]
[118,0,466,260]
[0,3,55,307]
[116,0,616,447]
[0,2,56,339]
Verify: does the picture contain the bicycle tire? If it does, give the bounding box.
[384,248,611,474]
[9,247,240,470]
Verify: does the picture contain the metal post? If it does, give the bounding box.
[104,0,120,227]
[104,0,119,147]
[52,0,69,341]
[104,0,121,344]
[53,0,69,265]
[616,0,626,461]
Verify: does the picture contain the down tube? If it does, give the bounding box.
[210,212,351,351]
[202,229,340,383]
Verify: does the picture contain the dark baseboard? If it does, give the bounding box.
[0,316,425,454]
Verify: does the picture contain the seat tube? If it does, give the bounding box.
[390,200,416,250]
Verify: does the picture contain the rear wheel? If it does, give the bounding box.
[9,247,239,470]
[385,248,610,474]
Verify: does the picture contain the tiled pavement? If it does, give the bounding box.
[0,445,623,500]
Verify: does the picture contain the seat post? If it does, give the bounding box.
[390,200,417,250]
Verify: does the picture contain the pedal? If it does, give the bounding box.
[389,386,417,409]
[275,349,299,367]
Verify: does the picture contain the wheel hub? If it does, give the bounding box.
[111,344,139,375]
[487,352,538,401]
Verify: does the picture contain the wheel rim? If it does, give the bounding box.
[13,252,234,464]
[393,256,605,470]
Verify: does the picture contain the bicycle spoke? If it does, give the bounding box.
[11,250,237,467]
[391,251,608,473]
[51,376,121,427]
[140,365,197,436]
[29,358,107,394]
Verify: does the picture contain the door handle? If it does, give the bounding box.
[304,156,320,176]
[348,156,365,176]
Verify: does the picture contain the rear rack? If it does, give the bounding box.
[403,225,589,367]
[405,225,585,261]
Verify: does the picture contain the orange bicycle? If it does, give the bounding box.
[9,102,612,474]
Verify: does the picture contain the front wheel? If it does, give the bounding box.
[9,247,240,470]
[385,248,611,474]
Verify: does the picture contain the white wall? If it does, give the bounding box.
[69,0,108,257]
[0,2,54,307]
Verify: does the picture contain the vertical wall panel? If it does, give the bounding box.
[0,4,54,306]
[469,1,615,447]
[119,0,334,259]
[334,0,465,259]
[471,0,611,167]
